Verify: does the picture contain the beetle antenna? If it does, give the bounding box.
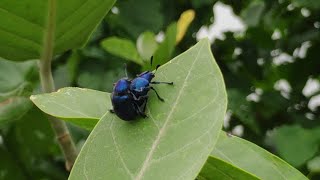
[150,56,153,67]
[153,64,161,74]
[156,65,160,70]
[123,63,128,78]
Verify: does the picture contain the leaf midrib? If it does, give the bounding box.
[134,42,205,180]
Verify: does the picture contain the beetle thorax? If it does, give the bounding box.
[131,78,149,92]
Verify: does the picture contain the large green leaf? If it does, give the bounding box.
[0,0,115,61]
[101,37,143,65]
[31,88,110,130]
[212,133,307,180]
[67,39,227,179]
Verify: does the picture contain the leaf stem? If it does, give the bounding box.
[39,0,77,171]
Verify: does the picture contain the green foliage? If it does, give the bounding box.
[0,0,319,179]
[108,0,164,38]
[0,146,27,180]
[152,23,177,67]
[241,0,265,27]
[137,31,158,61]
[270,125,320,167]
[291,0,320,9]
[227,89,260,134]
[1,107,67,179]
[0,59,37,125]
[308,156,320,173]
[101,37,143,65]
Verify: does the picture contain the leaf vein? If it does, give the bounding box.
[152,117,218,164]
[0,6,44,28]
[110,118,135,179]
[46,100,92,118]
[134,42,205,180]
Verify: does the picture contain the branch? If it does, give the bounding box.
[39,0,77,171]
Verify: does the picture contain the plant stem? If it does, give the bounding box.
[39,0,77,171]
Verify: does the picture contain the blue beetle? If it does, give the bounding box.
[110,57,173,121]
[110,78,147,121]
[130,56,173,108]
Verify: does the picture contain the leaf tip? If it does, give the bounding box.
[30,95,36,102]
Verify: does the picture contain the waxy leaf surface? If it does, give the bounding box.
[212,133,307,180]
[69,39,227,179]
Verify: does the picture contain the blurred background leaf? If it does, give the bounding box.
[0,59,37,126]
[269,125,320,167]
[136,31,158,61]
[0,0,319,178]
[101,37,143,65]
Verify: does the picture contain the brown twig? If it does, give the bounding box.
[39,0,78,171]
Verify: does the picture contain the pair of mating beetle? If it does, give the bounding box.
[110,57,173,121]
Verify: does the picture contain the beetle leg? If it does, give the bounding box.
[109,109,115,113]
[150,87,165,102]
[131,92,148,101]
[151,81,174,85]
[133,102,147,118]
[123,63,129,78]
[142,100,147,112]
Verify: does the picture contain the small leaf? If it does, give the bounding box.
[270,125,320,167]
[307,156,320,173]
[0,59,36,125]
[0,59,36,99]
[153,23,177,66]
[198,155,259,180]
[241,0,265,27]
[101,37,143,65]
[176,10,195,44]
[69,39,227,179]
[0,0,116,61]
[227,89,260,134]
[109,0,164,38]
[291,0,320,9]
[0,97,33,126]
[136,31,158,61]
[30,87,111,130]
[212,132,308,180]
